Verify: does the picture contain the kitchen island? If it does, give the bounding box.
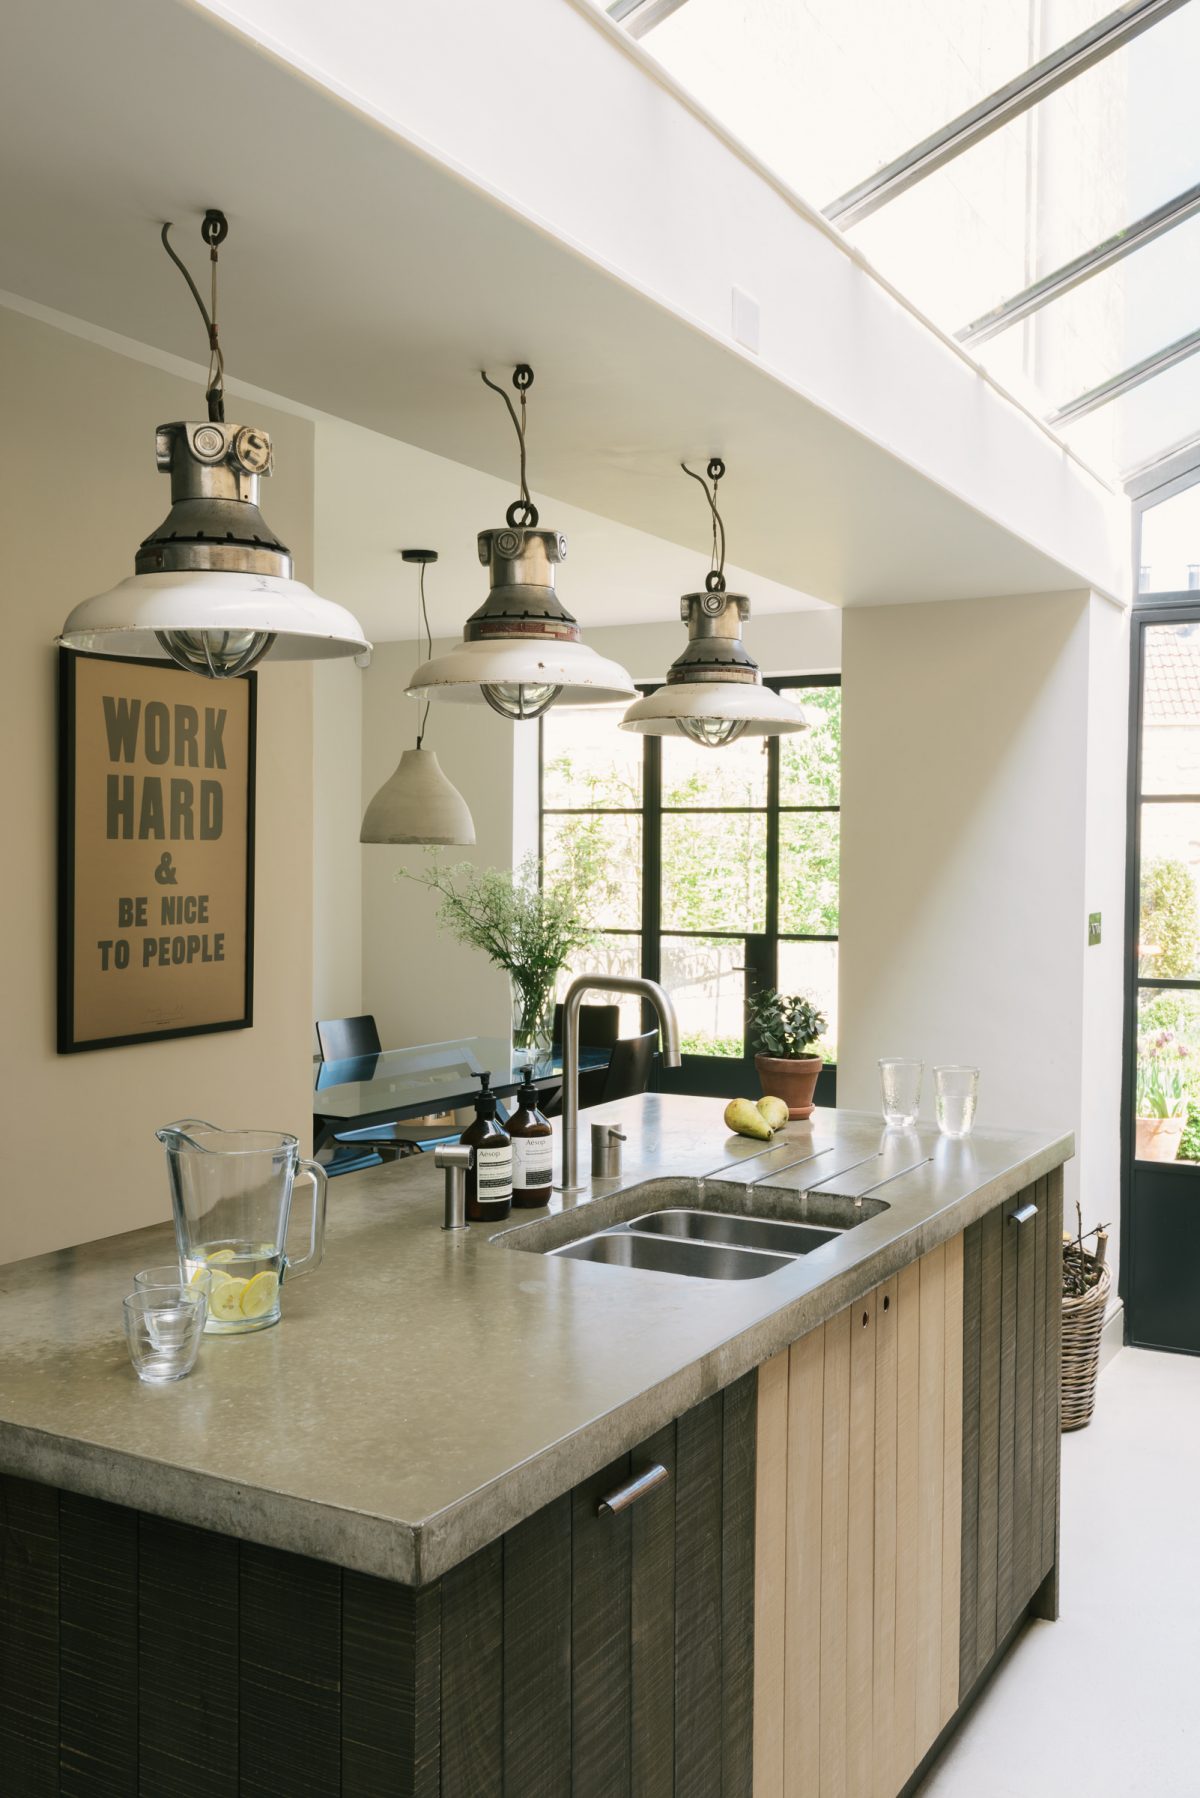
[0,1095,1070,1796]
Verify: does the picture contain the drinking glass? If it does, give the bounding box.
[123,1287,207,1384]
[879,1058,923,1127]
[935,1065,980,1139]
[134,1263,211,1299]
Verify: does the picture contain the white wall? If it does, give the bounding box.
[312,658,363,1028]
[1079,595,1131,1282]
[839,590,1128,1270]
[360,638,521,1048]
[352,607,842,1047]
[307,406,840,1049]
[1,305,316,1265]
[194,0,1127,602]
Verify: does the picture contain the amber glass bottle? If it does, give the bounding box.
[460,1071,512,1222]
[508,1070,554,1207]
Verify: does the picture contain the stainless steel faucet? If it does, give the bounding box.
[435,1143,473,1230]
[559,975,682,1194]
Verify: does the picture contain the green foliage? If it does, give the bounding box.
[747,989,826,1058]
[1179,1100,1200,1163]
[780,686,841,806]
[401,853,595,1017]
[680,1030,744,1059]
[1135,1058,1189,1119]
[1139,856,1199,979]
[544,688,842,940]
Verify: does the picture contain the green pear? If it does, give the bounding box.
[757,1095,790,1131]
[724,1097,774,1141]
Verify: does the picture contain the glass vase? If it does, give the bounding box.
[511,980,555,1074]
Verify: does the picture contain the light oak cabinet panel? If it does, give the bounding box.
[755,1236,964,1798]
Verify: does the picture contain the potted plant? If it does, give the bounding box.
[747,989,827,1120]
[403,854,595,1068]
[1135,1055,1188,1161]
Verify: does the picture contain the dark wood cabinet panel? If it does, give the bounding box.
[959,1170,1062,1701]
[137,1512,239,1798]
[0,1474,60,1797]
[0,1373,756,1796]
[58,1493,138,1798]
[503,1493,572,1796]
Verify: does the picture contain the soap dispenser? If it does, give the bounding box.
[507,1067,554,1208]
[460,1071,512,1222]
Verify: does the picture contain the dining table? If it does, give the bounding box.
[312,1034,609,1151]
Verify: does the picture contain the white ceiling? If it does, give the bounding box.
[0,0,1106,623]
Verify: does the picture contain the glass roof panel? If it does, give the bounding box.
[642,0,1120,210]
[623,0,1200,480]
[848,1,1200,343]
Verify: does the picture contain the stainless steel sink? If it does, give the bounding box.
[549,1230,793,1280]
[618,1208,841,1257]
[500,1172,889,1278]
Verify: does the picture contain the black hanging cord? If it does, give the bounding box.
[481,365,539,527]
[681,457,727,592]
[415,560,433,749]
[161,210,229,423]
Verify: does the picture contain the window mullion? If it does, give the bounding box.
[766,733,780,981]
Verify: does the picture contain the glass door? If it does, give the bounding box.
[1126,601,1200,1353]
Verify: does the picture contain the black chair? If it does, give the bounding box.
[315,1013,459,1165]
[551,1003,621,1050]
[543,1026,658,1116]
[316,1015,382,1062]
[599,1029,658,1104]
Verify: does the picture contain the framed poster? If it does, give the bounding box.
[57,649,256,1053]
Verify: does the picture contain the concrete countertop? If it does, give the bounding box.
[0,1096,1071,1585]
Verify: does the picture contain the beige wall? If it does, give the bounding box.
[1,307,315,1264]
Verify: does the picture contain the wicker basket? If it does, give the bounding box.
[1061,1259,1111,1431]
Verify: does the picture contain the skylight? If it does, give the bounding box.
[609,0,1200,491]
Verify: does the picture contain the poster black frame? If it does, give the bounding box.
[56,647,257,1054]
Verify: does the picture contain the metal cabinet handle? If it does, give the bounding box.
[1009,1202,1038,1225]
[597,1462,670,1516]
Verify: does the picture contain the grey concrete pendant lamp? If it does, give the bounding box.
[360,551,475,846]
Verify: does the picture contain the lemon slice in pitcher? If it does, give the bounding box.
[209,1277,249,1322]
[240,1272,280,1320]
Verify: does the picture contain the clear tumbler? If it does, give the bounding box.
[935,1065,980,1139]
[879,1059,923,1127]
[123,1287,207,1384]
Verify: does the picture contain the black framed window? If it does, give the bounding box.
[539,676,840,1072]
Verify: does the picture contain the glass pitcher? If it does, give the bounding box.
[156,1119,326,1334]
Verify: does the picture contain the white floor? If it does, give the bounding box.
[918,1346,1200,1797]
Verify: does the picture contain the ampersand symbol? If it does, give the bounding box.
[154,853,178,887]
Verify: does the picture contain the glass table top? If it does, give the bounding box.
[313,1036,603,1121]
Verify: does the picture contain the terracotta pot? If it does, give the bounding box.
[1135,1115,1186,1162]
[755,1052,823,1121]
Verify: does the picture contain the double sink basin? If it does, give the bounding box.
[501,1172,896,1282]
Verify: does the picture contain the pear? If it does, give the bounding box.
[724,1097,774,1141]
[757,1095,790,1132]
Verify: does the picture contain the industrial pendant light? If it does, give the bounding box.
[621,459,808,747]
[59,210,369,678]
[360,551,475,846]
[405,365,634,720]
